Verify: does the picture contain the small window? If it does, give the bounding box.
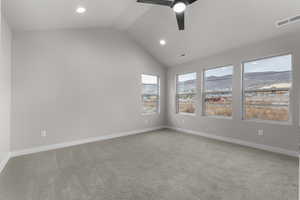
[141,74,159,114]
[203,66,233,117]
[243,54,292,122]
[176,72,197,114]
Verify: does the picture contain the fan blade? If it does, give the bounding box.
[137,0,172,6]
[176,12,185,30]
[187,0,199,4]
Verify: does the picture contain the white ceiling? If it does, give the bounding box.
[3,0,300,67]
[127,0,300,66]
[2,0,150,31]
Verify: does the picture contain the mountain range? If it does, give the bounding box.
[177,71,291,93]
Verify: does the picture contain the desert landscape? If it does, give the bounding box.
[176,70,291,120]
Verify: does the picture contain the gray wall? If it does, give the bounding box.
[167,33,300,152]
[10,26,300,153]
[11,28,166,151]
[0,4,12,162]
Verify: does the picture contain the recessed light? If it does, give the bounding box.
[159,39,166,46]
[76,6,86,14]
[173,2,186,13]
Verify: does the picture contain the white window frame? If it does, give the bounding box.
[175,72,197,115]
[202,65,234,119]
[241,53,293,124]
[141,74,160,115]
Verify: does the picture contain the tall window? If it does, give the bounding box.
[141,74,159,114]
[243,54,292,121]
[176,72,197,114]
[203,66,233,117]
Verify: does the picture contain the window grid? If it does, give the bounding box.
[176,72,197,114]
[202,66,233,118]
[242,54,292,122]
[141,74,160,114]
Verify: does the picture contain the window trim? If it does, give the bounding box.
[141,74,160,115]
[241,53,293,124]
[202,65,234,119]
[175,72,197,115]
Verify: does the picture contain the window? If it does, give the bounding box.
[176,72,197,114]
[141,74,159,114]
[243,54,292,122]
[203,66,233,117]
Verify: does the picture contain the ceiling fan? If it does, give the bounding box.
[137,0,198,30]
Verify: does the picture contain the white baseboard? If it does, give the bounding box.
[11,126,165,158]
[0,152,11,174]
[4,125,298,175]
[167,126,299,157]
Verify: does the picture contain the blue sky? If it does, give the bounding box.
[204,54,291,78]
[143,55,291,84]
[205,66,233,78]
[178,72,197,82]
[244,54,292,73]
[142,74,158,84]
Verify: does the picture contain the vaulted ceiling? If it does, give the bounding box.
[3,0,300,67]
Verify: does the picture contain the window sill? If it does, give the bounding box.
[177,112,196,116]
[203,115,232,120]
[243,118,292,126]
[142,112,159,116]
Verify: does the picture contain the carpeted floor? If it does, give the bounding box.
[0,129,298,200]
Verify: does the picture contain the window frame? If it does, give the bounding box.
[175,72,197,116]
[202,65,234,119]
[241,53,293,124]
[141,74,160,115]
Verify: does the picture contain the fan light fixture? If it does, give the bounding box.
[137,0,199,30]
[173,2,186,13]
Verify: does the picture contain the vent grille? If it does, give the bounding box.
[276,15,300,27]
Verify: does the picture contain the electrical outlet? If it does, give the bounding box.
[145,119,149,125]
[41,130,47,137]
[181,119,185,123]
[258,129,264,136]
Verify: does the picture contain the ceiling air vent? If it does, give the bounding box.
[276,15,300,27]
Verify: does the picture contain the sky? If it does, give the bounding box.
[204,54,291,78]
[205,66,233,78]
[244,54,292,73]
[142,74,158,84]
[178,72,197,82]
[142,55,291,84]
